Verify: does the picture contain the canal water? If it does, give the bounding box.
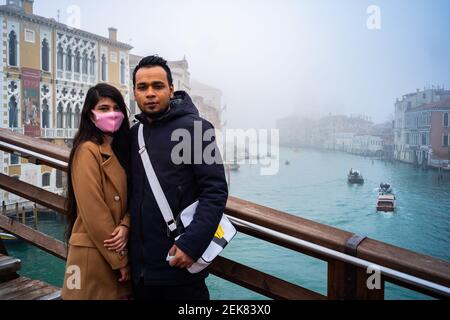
[4,147,450,299]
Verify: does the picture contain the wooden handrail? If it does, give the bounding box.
[1,128,449,299]
[0,128,69,162]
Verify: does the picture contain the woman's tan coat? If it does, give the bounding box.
[61,141,131,300]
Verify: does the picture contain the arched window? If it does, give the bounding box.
[120,59,126,85]
[42,39,50,72]
[101,54,107,81]
[42,99,50,128]
[444,113,449,127]
[82,51,88,74]
[66,48,72,71]
[74,104,81,128]
[42,173,51,187]
[90,53,96,76]
[8,96,18,128]
[66,104,73,128]
[57,103,63,128]
[57,44,64,70]
[8,30,18,66]
[74,50,81,73]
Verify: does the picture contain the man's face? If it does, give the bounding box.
[134,66,174,118]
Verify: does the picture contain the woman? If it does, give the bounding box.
[61,83,132,300]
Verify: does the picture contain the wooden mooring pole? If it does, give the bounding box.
[21,206,26,225]
[33,204,38,229]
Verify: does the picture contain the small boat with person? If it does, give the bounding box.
[377,182,396,212]
[348,168,364,184]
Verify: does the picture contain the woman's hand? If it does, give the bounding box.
[104,225,129,253]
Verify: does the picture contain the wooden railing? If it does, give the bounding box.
[0,128,449,300]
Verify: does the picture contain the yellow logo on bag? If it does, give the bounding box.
[214,225,224,239]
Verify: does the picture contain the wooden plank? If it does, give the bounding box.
[0,279,48,300]
[0,255,21,277]
[0,173,66,214]
[210,256,326,300]
[226,196,352,253]
[0,277,30,291]
[12,284,59,300]
[357,238,450,288]
[0,215,67,260]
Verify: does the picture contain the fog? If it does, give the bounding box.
[35,0,450,129]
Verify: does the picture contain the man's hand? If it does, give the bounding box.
[118,265,130,282]
[168,245,194,269]
[104,225,129,253]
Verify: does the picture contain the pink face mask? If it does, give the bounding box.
[92,110,125,134]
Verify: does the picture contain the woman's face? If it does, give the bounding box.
[90,97,122,122]
[93,97,121,114]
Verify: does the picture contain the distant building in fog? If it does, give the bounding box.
[394,87,450,166]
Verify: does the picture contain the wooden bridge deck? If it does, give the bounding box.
[0,253,60,300]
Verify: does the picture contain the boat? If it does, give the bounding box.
[0,232,20,243]
[347,169,364,184]
[377,182,396,212]
[377,194,396,212]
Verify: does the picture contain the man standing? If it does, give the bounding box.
[129,55,228,300]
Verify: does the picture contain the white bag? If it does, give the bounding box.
[175,201,237,273]
[138,124,236,274]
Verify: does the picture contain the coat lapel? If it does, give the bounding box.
[99,143,126,212]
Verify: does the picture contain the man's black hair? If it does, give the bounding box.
[133,55,173,88]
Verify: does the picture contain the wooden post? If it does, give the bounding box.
[327,260,346,300]
[33,204,38,229]
[327,260,384,300]
[22,206,26,225]
[15,203,19,221]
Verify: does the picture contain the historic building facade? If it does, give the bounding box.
[0,0,132,203]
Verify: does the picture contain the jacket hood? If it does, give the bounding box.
[135,91,199,125]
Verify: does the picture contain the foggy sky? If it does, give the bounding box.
[34,0,450,129]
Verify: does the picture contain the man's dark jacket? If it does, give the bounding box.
[129,91,229,286]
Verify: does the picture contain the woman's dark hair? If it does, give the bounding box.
[64,83,131,244]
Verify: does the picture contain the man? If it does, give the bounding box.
[129,55,228,300]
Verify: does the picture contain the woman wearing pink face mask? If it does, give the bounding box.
[62,83,132,300]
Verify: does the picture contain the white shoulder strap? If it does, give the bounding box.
[138,124,177,232]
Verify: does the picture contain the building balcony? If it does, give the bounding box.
[8,128,24,134]
[41,128,78,139]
